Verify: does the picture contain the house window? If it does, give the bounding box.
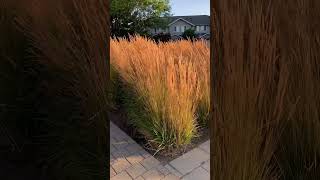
[204,26,207,31]
[174,26,177,32]
[196,26,200,32]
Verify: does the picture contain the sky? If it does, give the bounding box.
[169,0,210,16]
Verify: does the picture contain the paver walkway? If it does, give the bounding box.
[110,122,210,180]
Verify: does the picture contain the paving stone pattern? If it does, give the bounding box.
[110,122,210,180]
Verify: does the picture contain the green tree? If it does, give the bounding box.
[111,0,171,37]
[182,28,196,40]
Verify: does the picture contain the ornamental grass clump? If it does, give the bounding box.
[110,36,209,153]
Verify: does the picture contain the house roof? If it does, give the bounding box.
[168,18,195,26]
[166,15,210,26]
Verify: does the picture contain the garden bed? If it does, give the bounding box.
[109,109,209,163]
[110,36,210,162]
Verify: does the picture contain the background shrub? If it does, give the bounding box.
[182,29,196,40]
[153,32,172,43]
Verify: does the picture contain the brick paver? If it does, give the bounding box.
[182,167,210,180]
[199,140,210,153]
[169,147,209,175]
[126,163,147,179]
[111,167,116,178]
[110,121,210,179]
[202,160,210,172]
[142,169,165,179]
[111,171,132,180]
[162,174,181,180]
[135,177,144,180]
[112,158,132,173]
[141,156,161,170]
[164,164,183,178]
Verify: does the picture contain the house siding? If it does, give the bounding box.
[149,15,210,39]
[195,25,210,34]
[169,20,194,36]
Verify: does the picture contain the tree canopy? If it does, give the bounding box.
[110,0,171,37]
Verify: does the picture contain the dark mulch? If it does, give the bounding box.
[109,109,209,164]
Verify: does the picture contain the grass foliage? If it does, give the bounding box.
[211,0,320,179]
[110,37,209,153]
[0,0,109,179]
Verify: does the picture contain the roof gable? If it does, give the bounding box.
[166,15,210,25]
[168,18,195,26]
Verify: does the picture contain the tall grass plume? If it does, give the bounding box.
[110,36,209,153]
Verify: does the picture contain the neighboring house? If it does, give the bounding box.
[149,15,210,40]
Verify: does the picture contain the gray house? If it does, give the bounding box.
[150,15,210,40]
